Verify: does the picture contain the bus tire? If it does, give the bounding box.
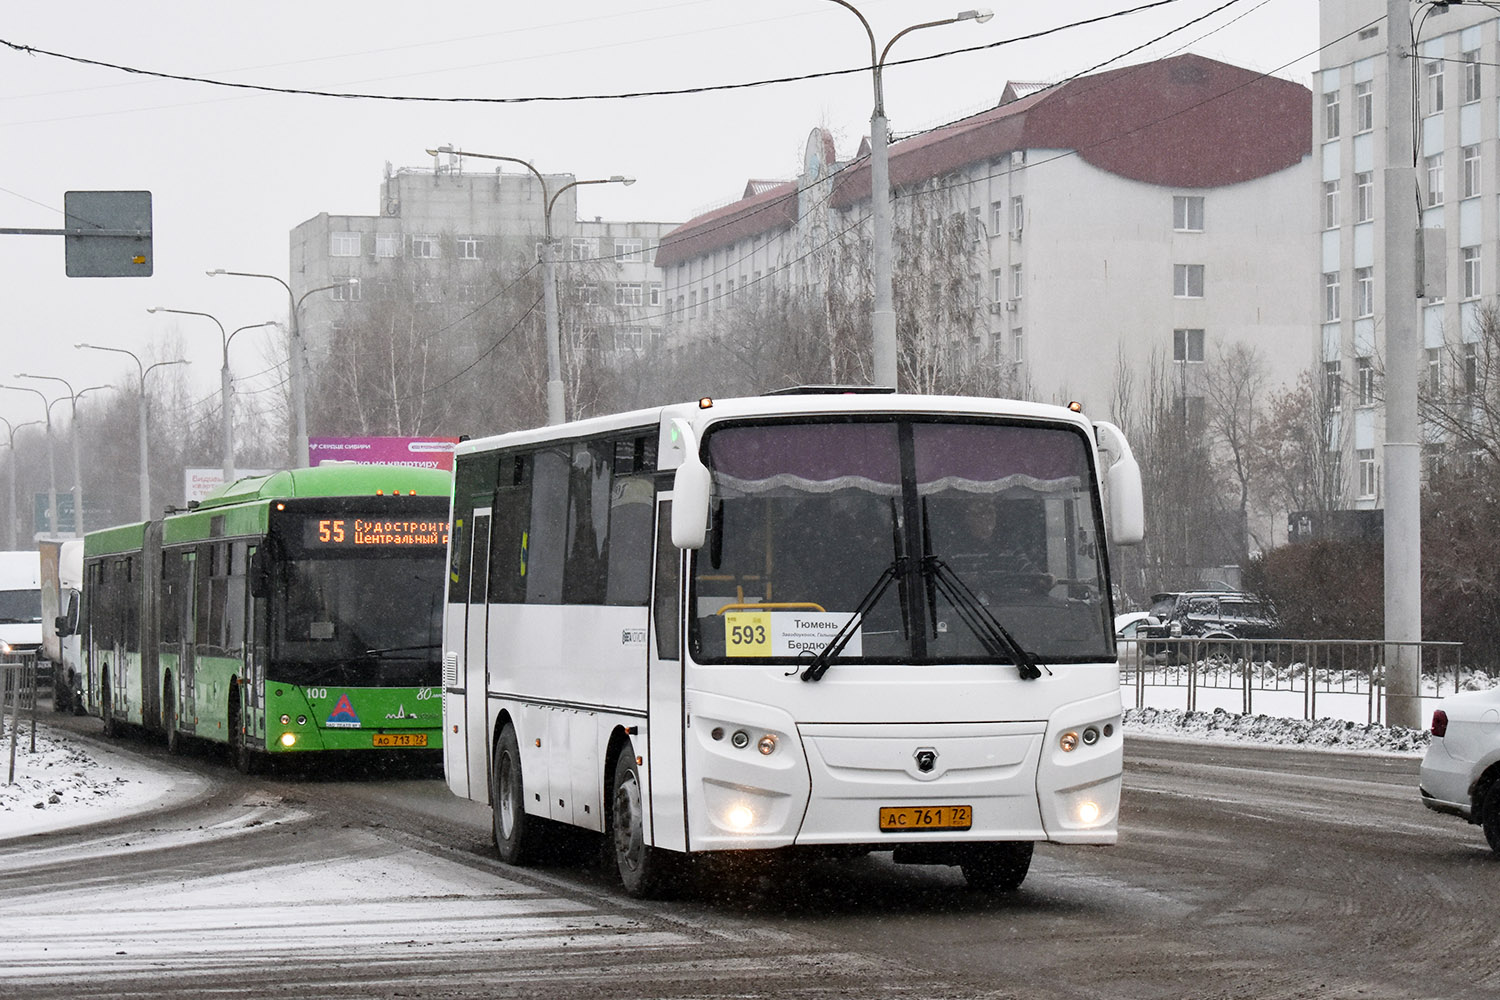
[609,749,680,899]
[229,692,261,775]
[164,680,181,755]
[960,841,1033,892]
[492,724,545,865]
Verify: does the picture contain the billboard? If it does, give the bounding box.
[308,436,459,471]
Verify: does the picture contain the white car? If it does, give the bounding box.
[1418,688,1500,853]
[1115,611,1151,671]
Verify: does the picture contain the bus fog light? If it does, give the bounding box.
[725,805,755,829]
[280,714,291,725]
[1059,731,1080,752]
[1077,799,1101,824]
[757,734,777,755]
[730,730,750,749]
[279,733,297,748]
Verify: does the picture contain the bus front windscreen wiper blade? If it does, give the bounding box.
[922,556,1045,681]
[800,557,907,682]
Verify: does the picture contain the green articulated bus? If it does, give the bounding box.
[79,465,452,771]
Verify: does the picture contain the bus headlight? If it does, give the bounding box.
[757,734,777,755]
[279,733,297,748]
[1077,799,1102,824]
[280,714,291,725]
[1059,731,1080,752]
[725,804,756,830]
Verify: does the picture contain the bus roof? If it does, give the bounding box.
[196,465,453,510]
[83,521,148,559]
[453,392,1096,468]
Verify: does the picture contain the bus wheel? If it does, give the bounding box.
[960,841,1033,892]
[492,724,545,865]
[609,749,680,899]
[164,681,181,755]
[229,693,260,775]
[101,679,117,738]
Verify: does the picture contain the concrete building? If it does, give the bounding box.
[290,158,676,356]
[1318,1,1499,510]
[656,53,1317,421]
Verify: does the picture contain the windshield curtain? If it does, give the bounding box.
[270,553,444,686]
[690,417,1112,665]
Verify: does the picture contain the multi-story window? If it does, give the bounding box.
[1173,264,1204,298]
[1357,449,1377,498]
[1326,359,1343,408]
[1012,328,1024,367]
[1174,395,1206,431]
[330,231,361,257]
[576,284,599,305]
[571,238,594,261]
[1426,153,1445,206]
[990,201,1004,234]
[1355,80,1374,132]
[1323,180,1340,229]
[1428,348,1443,395]
[1011,196,1024,234]
[1426,60,1445,114]
[1463,246,1482,298]
[1355,267,1374,317]
[615,327,645,351]
[688,290,698,317]
[1324,90,1341,139]
[1173,195,1204,232]
[1356,171,1374,221]
[1464,145,1481,198]
[374,233,399,258]
[1464,343,1478,394]
[458,237,481,260]
[1357,356,1375,405]
[991,268,1004,302]
[649,283,662,306]
[410,235,438,259]
[1464,49,1482,103]
[1010,263,1023,300]
[1173,328,1205,363]
[616,238,643,262]
[1324,272,1341,321]
[332,279,361,302]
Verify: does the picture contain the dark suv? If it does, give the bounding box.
[1137,591,1279,653]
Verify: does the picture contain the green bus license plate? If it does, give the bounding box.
[879,805,972,832]
[373,733,428,748]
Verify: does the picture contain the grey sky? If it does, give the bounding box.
[0,0,1319,427]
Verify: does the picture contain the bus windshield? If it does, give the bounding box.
[271,553,444,686]
[690,418,1112,665]
[0,589,42,625]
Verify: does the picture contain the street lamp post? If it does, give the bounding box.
[147,307,274,483]
[0,418,43,548]
[204,271,357,468]
[75,344,188,522]
[14,375,111,536]
[425,147,634,425]
[825,2,992,389]
[0,384,59,538]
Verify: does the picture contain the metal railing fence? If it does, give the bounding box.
[1119,637,1472,726]
[3,650,39,785]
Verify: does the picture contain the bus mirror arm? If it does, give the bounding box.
[1095,421,1144,546]
[249,549,271,599]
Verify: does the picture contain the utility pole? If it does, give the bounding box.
[1383,0,1422,730]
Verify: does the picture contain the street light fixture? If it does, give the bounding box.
[0,417,43,548]
[204,270,358,468]
[824,2,993,389]
[75,343,188,521]
[14,374,111,537]
[147,306,275,484]
[425,146,635,425]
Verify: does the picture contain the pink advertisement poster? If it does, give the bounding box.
[308,436,459,471]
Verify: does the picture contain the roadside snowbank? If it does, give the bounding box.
[0,720,190,841]
[1125,705,1429,755]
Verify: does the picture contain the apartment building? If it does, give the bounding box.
[657,53,1317,419]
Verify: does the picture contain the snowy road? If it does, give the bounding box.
[1,720,1497,999]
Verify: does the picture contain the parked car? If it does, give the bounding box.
[1115,611,1151,670]
[1135,591,1279,659]
[1419,689,1500,854]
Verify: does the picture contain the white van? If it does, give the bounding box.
[40,540,84,711]
[0,550,44,657]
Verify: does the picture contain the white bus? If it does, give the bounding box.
[442,390,1144,897]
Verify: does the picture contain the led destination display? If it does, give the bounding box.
[302,517,450,548]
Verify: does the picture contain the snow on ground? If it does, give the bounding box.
[0,718,200,841]
[1124,706,1431,755]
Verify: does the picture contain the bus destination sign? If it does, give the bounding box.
[303,517,450,548]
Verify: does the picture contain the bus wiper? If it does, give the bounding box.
[922,556,1045,681]
[800,557,907,682]
[364,643,440,656]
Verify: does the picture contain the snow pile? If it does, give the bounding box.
[0,720,176,839]
[1125,705,1430,755]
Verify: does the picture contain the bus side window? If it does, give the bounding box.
[526,448,569,604]
[605,474,655,607]
[652,500,678,660]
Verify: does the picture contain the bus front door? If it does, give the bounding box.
[464,510,492,801]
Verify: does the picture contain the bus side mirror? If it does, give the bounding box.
[54,615,72,638]
[249,549,271,598]
[668,418,710,550]
[1095,421,1144,546]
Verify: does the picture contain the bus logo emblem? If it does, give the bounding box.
[326,693,361,728]
[914,748,938,773]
